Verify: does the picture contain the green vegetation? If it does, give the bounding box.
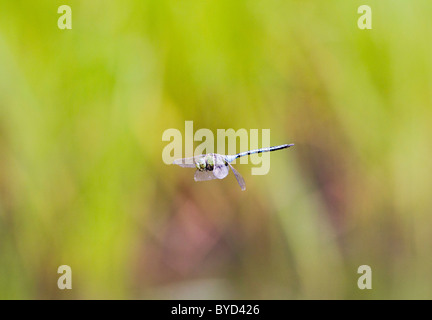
[0,0,431,299]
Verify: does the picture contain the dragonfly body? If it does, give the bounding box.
[195,154,226,172]
[173,144,294,191]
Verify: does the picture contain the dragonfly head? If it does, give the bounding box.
[195,158,206,171]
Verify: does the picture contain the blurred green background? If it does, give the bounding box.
[0,0,431,299]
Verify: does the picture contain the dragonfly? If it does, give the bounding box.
[173,144,294,191]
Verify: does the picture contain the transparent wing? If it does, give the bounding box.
[212,154,230,179]
[194,170,218,181]
[213,164,229,179]
[228,163,246,191]
[173,155,203,168]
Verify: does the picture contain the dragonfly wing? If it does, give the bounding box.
[194,170,218,181]
[213,164,229,179]
[228,163,246,191]
[173,156,201,168]
[212,154,229,179]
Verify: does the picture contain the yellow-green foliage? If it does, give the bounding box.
[0,0,431,299]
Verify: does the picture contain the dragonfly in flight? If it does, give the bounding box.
[173,144,294,191]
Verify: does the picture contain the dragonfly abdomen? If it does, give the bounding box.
[233,144,294,159]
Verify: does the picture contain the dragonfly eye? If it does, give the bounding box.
[196,158,206,170]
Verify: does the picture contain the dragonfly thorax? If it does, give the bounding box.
[195,154,227,172]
